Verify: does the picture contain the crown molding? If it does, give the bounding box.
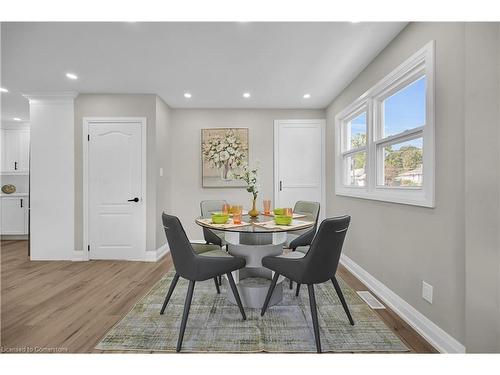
[23,91,79,104]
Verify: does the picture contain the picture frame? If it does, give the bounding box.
[201,128,249,188]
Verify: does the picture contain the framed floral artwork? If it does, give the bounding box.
[201,128,249,188]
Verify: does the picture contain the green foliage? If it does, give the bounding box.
[351,134,366,169]
[348,134,422,186]
[233,163,259,199]
[384,144,422,185]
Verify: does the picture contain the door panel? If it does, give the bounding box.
[17,130,30,172]
[1,130,19,172]
[1,197,27,234]
[88,121,143,260]
[275,120,325,219]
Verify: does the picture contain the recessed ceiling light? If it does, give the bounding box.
[65,72,78,80]
[184,92,192,99]
[13,117,22,121]
[0,87,8,93]
[243,92,251,98]
[303,94,311,99]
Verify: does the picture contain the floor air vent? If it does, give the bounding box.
[356,291,385,309]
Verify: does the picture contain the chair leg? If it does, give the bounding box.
[307,284,322,353]
[331,276,354,325]
[295,283,301,297]
[160,273,180,315]
[218,275,222,286]
[261,273,280,316]
[213,277,221,294]
[289,279,293,289]
[176,280,195,352]
[226,272,246,320]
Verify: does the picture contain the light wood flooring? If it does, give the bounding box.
[1,240,437,353]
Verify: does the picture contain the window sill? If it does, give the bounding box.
[335,187,435,208]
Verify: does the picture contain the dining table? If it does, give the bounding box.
[195,213,315,308]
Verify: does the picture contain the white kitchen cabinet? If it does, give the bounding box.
[1,129,30,174]
[0,196,28,235]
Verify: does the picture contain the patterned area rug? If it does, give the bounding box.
[96,270,408,353]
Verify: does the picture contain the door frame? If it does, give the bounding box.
[273,119,326,220]
[82,117,147,261]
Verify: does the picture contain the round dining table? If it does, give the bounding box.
[195,214,315,308]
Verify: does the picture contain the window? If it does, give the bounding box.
[335,41,435,207]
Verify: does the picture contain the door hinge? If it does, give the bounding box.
[87,245,90,252]
[87,134,90,141]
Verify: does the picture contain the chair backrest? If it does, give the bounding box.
[294,201,320,226]
[162,213,198,279]
[302,216,350,284]
[200,200,227,246]
[200,200,227,218]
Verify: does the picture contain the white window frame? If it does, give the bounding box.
[335,41,435,207]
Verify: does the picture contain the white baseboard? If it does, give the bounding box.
[72,250,88,261]
[340,254,466,353]
[144,243,170,262]
[71,246,169,262]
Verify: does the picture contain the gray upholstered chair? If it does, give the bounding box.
[285,201,320,289]
[285,201,321,251]
[200,200,227,248]
[200,200,228,285]
[260,216,353,353]
[160,213,247,352]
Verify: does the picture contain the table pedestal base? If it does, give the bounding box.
[225,232,286,309]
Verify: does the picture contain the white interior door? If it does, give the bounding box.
[87,119,145,260]
[274,119,325,219]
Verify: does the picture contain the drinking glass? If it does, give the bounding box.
[284,208,293,217]
[233,205,243,224]
[222,204,230,215]
[263,199,271,214]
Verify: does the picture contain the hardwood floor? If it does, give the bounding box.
[1,240,437,353]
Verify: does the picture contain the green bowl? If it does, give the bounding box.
[211,214,229,224]
[274,215,292,225]
[273,208,284,215]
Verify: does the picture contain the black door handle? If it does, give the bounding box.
[128,197,139,202]
[20,198,23,208]
[14,161,18,170]
[279,181,282,191]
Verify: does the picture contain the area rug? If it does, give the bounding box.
[96,270,408,353]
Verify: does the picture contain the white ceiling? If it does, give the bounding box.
[1,22,406,121]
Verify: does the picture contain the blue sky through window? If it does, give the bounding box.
[390,137,423,151]
[383,76,426,139]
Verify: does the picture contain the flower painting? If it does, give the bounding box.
[201,128,249,188]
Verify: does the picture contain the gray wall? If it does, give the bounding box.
[74,94,159,251]
[326,23,467,345]
[463,23,500,352]
[326,22,500,352]
[169,108,325,239]
[155,96,172,248]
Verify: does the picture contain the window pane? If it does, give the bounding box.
[346,112,366,150]
[382,138,423,187]
[383,76,426,137]
[345,152,366,186]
